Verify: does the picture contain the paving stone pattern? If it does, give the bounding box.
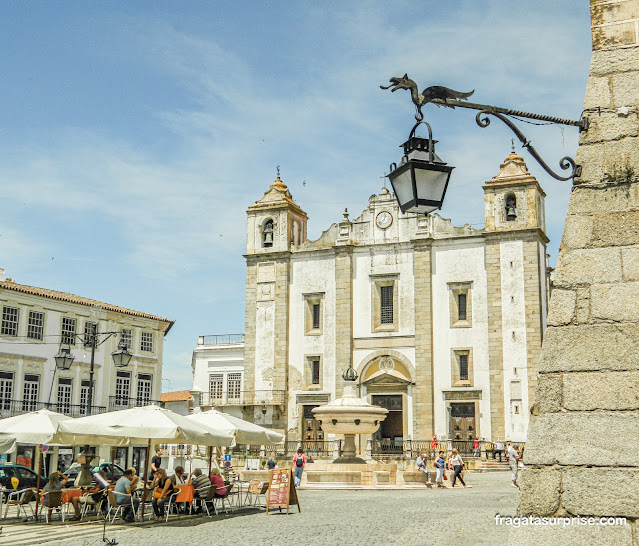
[1,473,517,546]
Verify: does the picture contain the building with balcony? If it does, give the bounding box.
[0,271,173,470]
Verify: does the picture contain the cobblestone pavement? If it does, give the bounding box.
[0,472,518,546]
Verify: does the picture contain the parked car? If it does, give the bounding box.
[0,464,47,490]
[63,461,125,483]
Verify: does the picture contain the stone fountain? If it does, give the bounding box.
[312,365,388,464]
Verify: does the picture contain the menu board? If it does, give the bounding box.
[266,468,300,514]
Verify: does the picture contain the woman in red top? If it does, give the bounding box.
[209,467,227,498]
[431,435,438,458]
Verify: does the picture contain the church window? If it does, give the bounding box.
[449,283,472,327]
[457,293,467,321]
[371,276,399,332]
[305,356,322,389]
[505,193,517,221]
[303,293,324,335]
[459,354,468,381]
[263,219,274,247]
[380,286,394,324]
[451,349,473,387]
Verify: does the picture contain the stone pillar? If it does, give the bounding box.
[412,240,434,438]
[485,239,505,442]
[516,1,639,542]
[334,246,354,399]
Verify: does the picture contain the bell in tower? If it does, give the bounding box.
[246,169,308,255]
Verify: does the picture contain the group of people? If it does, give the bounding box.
[416,448,467,488]
[416,440,523,489]
[41,448,231,524]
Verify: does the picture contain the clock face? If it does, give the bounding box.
[376,211,393,229]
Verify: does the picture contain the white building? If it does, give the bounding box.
[193,152,548,450]
[0,271,173,471]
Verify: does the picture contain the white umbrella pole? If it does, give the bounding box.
[140,438,151,519]
[34,445,43,521]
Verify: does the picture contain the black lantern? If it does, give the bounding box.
[111,338,133,368]
[387,121,454,215]
[54,346,74,370]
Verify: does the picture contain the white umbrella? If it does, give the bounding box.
[0,409,75,519]
[57,405,235,519]
[0,437,16,454]
[0,408,73,445]
[56,405,235,447]
[187,409,285,445]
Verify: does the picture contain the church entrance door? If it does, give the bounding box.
[372,394,403,454]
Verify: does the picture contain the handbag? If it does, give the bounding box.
[443,473,448,480]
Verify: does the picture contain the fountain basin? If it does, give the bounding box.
[312,384,388,463]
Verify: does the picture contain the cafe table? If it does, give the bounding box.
[173,485,195,514]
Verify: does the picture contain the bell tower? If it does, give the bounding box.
[246,174,308,255]
[483,151,546,235]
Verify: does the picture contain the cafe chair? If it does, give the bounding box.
[43,490,65,523]
[106,490,126,523]
[214,483,235,515]
[248,481,269,509]
[5,488,36,520]
[79,488,106,520]
[162,491,180,522]
[201,486,219,517]
[135,488,155,521]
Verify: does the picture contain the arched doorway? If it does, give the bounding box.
[360,354,413,455]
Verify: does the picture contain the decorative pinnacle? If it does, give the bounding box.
[276,165,281,178]
[342,365,358,382]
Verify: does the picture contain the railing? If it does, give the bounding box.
[239,440,342,458]
[198,334,244,346]
[159,444,210,457]
[367,440,526,459]
[200,390,285,407]
[108,396,162,410]
[0,400,107,418]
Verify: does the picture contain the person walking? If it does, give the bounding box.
[507,442,521,488]
[434,450,446,488]
[495,441,504,462]
[450,448,466,487]
[431,435,438,458]
[292,448,306,487]
[415,450,433,486]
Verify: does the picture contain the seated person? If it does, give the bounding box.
[209,467,227,498]
[114,469,140,523]
[127,467,140,490]
[150,468,174,522]
[187,468,211,513]
[415,451,433,486]
[169,466,186,485]
[43,471,82,521]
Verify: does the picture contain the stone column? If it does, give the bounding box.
[485,239,505,442]
[334,246,353,399]
[412,240,434,438]
[516,1,639,543]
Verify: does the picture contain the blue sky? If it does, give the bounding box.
[0,1,592,392]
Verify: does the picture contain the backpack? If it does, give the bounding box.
[295,455,304,467]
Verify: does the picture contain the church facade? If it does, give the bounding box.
[239,152,548,446]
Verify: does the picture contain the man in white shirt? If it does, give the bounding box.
[506,442,521,488]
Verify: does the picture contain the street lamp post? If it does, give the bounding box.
[53,326,133,415]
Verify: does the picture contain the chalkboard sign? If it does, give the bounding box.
[266,468,300,514]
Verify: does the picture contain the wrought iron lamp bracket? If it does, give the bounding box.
[474,109,581,181]
[381,74,587,181]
